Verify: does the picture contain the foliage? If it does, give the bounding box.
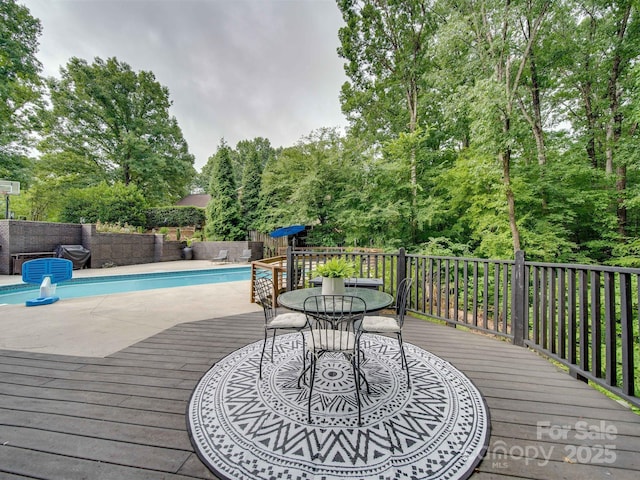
[59,182,148,226]
[239,140,268,231]
[0,0,43,187]
[4,1,640,269]
[146,206,205,229]
[417,237,472,258]
[313,257,357,278]
[40,56,195,205]
[95,221,144,234]
[205,141,245,240]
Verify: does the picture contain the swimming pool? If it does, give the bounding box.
[0,267,251,305]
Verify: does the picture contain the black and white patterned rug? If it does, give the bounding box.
[187,333,490,480]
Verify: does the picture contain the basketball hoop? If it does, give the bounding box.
[0,180,20,195]
[0,179,20,219]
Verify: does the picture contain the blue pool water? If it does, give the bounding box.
[0,267,251,305]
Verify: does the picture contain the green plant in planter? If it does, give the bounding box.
[314,257,357,278]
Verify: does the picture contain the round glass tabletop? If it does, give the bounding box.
[278,287,394,313]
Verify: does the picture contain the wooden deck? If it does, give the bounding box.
[0,312,639,479]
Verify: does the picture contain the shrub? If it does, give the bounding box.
[60,182,148,226]
[146,206,205,228]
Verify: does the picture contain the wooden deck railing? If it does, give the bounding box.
[250,256,287,306]
[280,247,640,409]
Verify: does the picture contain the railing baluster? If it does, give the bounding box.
[437,258,443,318]
[558,268,566,360]
[549,267,556,355]
[579,270,589,373]
[428,257,434,316]
[568,268,577,366]
[445,259,451,321]
[494,264,500,332]
[604,271,616,387]
[472,261,479,327]
[463,261,469,324]
[620,273,634,396]
[541,267,548,350]
[420,257,426,313]
[482,262,489,330]
[590,271,602,379]
[454,259,460,323]
[502,263,509,335]
[533,266,540,345]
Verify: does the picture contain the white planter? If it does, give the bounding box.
[321,277,346,295]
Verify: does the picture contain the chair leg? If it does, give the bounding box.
[270,330,277,361]
[259,328,268,379]
[355,340,371,394]
[308,355,317,423]
[300,331,306,376]
[351,354,362,426]
[397,332,410,386]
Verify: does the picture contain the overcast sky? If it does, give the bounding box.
[21,0,349,170]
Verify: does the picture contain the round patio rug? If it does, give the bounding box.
[187,333,490,480]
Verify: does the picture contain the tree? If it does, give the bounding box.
[337,0,438,242]
[233,137,276,183]
[59,182,148,226]
[40,57,195,205]
[205,141,245,240]
[234,138,275,231]
[239,149,263,232]
[0,0,43,186]
[551,1,639,236]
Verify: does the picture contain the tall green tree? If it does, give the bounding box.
[337,0,438,242]
[239,149,263,232]
[0,0,42,186]
[205,141,245,240]
[40,57,195,205]
[234,138,275,231]
[551,0,639,236]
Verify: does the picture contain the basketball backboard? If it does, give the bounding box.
[0,180,20,195]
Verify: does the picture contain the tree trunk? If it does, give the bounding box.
[407,79,419,243]
[501,147,521,252]
[617,165,627,237]
[606,3,631,231]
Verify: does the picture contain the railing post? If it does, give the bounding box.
[397,247,406,294]
[286,246,293,291]
[250,262,256,303]
[512,250,526,346]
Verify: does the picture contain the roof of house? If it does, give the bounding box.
[175,194,211,208]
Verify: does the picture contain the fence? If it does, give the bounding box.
[284,248,640,409]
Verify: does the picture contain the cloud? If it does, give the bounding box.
[21,0,349,169]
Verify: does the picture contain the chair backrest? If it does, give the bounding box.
[303,295,366,352]
[241,249,252,257]
[395,277,414,327]
[254,276,276,324]
[218,249,228,257]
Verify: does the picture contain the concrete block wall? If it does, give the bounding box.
[0,220,263,274]
[0,220,83,275]
[0,221,187,274]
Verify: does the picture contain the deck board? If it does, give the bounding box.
[0,312,638,479]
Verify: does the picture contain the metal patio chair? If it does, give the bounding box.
[360,277,414,385]
[254,277,307,379]
[302,294,367,426]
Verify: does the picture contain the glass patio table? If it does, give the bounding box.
[278,287,393,314]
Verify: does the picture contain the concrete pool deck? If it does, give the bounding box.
[0,260,260,357]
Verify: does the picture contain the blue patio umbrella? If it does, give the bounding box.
[270,225,305,238]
